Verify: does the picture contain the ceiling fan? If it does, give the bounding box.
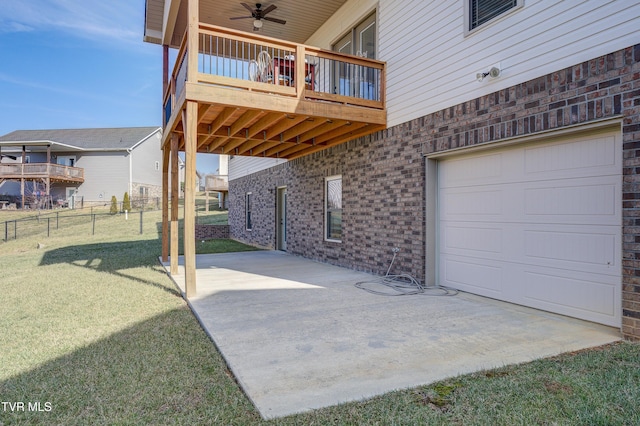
[230,3,286,30]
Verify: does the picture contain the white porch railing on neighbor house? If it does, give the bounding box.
[0,163,84,181]
[205,174,229,192]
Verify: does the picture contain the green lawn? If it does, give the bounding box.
[1,209,639,425]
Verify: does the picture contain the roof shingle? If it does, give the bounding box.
[0,127,161,150]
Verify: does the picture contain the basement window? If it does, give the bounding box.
[325,176,342,242]
[245,192,253,231]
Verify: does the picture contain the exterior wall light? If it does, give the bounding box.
[476,66,501,82]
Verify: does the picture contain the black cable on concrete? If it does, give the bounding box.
[354,248,458,296]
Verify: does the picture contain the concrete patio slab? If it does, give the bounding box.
[161,250,621,419]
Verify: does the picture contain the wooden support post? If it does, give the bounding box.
[161,145,170,262]
[170,134,179,275]
[205,190,209,212]
[162,45,169,95]
[46,145,51,204]
[184,101,198,297]
[187,0,199,84]
[21,145,25,209]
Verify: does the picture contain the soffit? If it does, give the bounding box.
[146,0,348,47]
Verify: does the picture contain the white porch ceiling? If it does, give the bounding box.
[144,0,349,47]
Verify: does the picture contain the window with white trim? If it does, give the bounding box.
[245,192,253,230]
[325,176,342,242]
[466,0,521,32]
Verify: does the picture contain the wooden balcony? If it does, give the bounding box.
[162,23,386,159]
[205,174,228,192]
[0,163,84,183]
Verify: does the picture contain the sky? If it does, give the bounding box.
[0,1,219,173]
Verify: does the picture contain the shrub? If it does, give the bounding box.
[123,192,131,212]
[110,196,118,214]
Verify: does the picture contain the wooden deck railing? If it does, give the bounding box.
[205,174,228,192]
[0,163,84,181]
[163,23,386,126]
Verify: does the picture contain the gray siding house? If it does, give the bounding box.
[0,127,162,207]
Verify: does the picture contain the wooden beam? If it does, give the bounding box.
[183,100,198,298]
[170,133,179,275]
[313,122,369,145]
[217,109,265,151]
[290,124,384,159]
[276,142,314,159]
[206,136,229,153]
[297,119,348,143]
[250,140,284,157]
[264,115,308,140]
[185,82,386,125]
[247,112,285,137]
[264,141,299,157]
[161,145,170,262]
[234,112,285,155]
[280,117,326,142]
[198,107,237,150]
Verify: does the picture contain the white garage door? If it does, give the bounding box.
[438,131,621,326]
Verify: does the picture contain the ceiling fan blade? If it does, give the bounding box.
[230,16,253,20]
[263,16,286,25]
[262,5,277,15]
[240,3,254,13]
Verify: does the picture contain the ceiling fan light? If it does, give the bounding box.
[253,19,263,28]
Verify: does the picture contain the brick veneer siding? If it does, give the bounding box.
[195,224,230,240]
[229,134,426,279]
[230,44,640,340]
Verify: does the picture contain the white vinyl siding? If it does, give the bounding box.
[130,130,162,186]
[74,152,129,201]
[228,157,287,181]
[438,130,622,326]
[375,0,640,127]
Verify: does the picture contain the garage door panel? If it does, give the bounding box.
[443,190,503,216]
[523,228,618,272]
[443,225,502,253]
[438,131,621,326]
[522,270,618,326]
[441,222,522,263]
[524,135,617,179]
[443,258,503,295]
[523,179,619,223]
[439,153,503,188]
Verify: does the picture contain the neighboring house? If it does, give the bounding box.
[0,127,162,207]
[145,1,640,340]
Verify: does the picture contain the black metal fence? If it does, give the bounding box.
[2,208,159,242]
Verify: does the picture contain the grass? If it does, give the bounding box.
[0,209,639,425]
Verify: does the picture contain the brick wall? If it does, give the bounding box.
[229,44,640,339]
[229,132,426,280]
[195,224,230,240]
